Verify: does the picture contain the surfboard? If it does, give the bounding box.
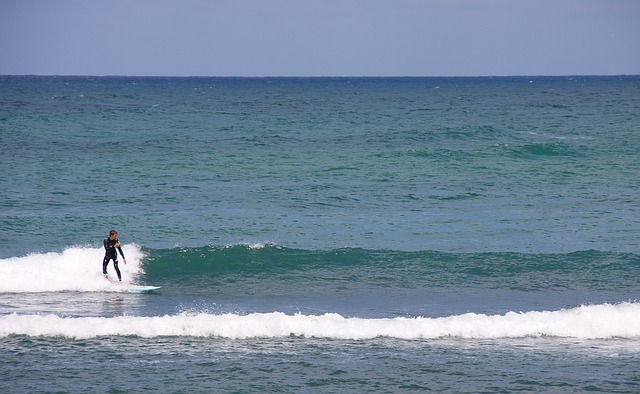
[123,285,161,293]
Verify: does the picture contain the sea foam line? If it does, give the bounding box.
[1,303,639,340]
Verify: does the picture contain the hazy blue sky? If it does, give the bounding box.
[1,0,638,76]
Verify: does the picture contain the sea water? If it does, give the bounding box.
[1,76,639,392]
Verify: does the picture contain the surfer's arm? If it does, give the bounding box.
[115,244,125,258]
[116,244,127,264]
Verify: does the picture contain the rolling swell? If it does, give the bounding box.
[140,245,640,294]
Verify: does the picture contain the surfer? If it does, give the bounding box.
[102,229,127,282]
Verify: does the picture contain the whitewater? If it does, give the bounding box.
[0,246,146,293]
[3,303,640,341]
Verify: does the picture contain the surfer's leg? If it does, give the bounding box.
[113,258,122,281]
[102,256,110,276]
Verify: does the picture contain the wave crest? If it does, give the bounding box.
[0,245,146,292]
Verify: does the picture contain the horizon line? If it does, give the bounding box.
[2,73,639,79]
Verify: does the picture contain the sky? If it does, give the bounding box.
[1,0,638,77]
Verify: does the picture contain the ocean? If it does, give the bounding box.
[1,75,639,392]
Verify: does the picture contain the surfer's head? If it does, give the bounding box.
[108,229,118,239]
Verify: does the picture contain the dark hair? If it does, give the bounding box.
[109,230,118,237]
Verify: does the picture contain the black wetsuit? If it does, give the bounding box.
[103,237,125,281]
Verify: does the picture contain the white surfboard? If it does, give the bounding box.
[123,285,161,293]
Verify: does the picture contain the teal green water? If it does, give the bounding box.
[1,76,640,392]
[2,76,639,257]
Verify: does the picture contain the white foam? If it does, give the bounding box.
[227,241,276,250]
[0,245,145,293]
[1,303,639,340]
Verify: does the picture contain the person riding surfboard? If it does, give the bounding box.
[102,229,127,282]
